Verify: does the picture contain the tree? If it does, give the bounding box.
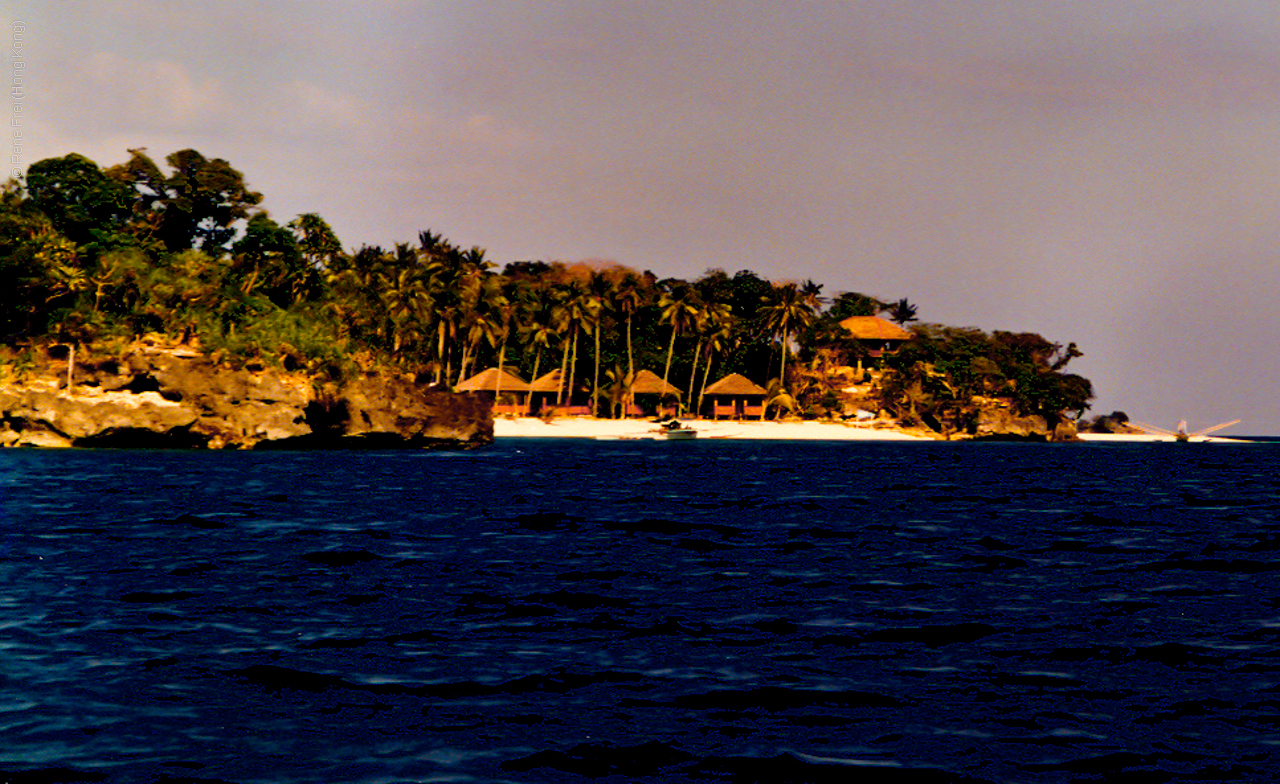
[289,212,344,272]
[760,281,816,392]
[25,153,132,251]
[827,291,883,320]
[553,280,597,406]
[231,212,309,307]
[517,298,559,414]
[157,149,263,252]
[885,298,919,326]
[587,269,613,416]
[104,148,169,252]
[611,268,647,416]
[459,273,508,385]
[657,283,700,412]
[694,301,734,416]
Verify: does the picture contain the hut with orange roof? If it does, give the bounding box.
[628,369,683,417]
[702,373,768,420]
[455,367,532,415]
[839,316,913,370]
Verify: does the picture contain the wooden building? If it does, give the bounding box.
[702,373,768,419]
[455,367,532,415]
[628,369,683,417]
[839,316,913,367]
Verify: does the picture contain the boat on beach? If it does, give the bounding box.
[659,420,698,440]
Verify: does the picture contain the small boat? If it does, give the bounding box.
[659,420,698,440]
[1130,419,1241,442]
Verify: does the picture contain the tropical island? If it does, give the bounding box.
[0,148,1104,447]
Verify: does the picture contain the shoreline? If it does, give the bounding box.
[492,417,1244,443]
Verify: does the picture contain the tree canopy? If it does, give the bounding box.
[1,148,1095,432]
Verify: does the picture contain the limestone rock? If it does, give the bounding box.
[973,405,1050,441]
[0,342,492,450]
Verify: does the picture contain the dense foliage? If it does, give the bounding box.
[1,149,1093,429]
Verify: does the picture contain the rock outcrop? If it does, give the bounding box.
[0,342,492,449]
[972,401,1079,442]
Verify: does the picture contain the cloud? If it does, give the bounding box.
[276,80,373,135]
[52,51,225,133]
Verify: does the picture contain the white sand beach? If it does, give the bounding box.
[493,417,1245,442]
[493,416,930,440]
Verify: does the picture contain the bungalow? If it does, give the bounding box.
[839,316,913,367]
[455,367,532,415]
[628,369,683,417]
[528,369,592,415]
[702,373,767,419]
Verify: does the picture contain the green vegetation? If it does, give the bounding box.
[1,149,1093,432]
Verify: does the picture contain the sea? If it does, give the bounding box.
[2,438,1279,784]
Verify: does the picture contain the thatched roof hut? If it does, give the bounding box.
[455,367,532,393]
[703,373,767,397]
[528,370,564,392]
[839,316,913,363]
[702,373,767,419]
[838,316,913,342]
[630,369,682,397]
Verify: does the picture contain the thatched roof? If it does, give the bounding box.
[528,370,565,392]
[455,367,531,392]
[839,316,913,341]
[703,373,767,397]
[630,369,682,396]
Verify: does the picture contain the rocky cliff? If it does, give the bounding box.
[971,399,1080,442]
[0,342,493,449]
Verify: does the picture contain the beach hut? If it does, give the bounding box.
[455,367,532,415]
[526,369,593,415]
[702,373,768,419]
[839,316,913,360]
[628,369,683,417]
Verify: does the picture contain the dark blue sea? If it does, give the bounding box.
[2,439,1279,783]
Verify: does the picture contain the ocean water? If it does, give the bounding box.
[1,439,1278,783]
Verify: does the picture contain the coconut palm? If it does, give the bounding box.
[762,377,799,421]
[601,364,633,419]
[612,269,647,416]
[550,280,592,406]
[695,302,734,416]
[587,269,613,416]
[760,282,816,392]
[458,274,508,384]
[657,284,701,414]
[885,297,919,326]
[517,298,559,414]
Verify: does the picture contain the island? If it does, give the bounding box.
[1,148,1102,446]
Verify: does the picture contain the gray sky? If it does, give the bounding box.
[14,1,1280,434]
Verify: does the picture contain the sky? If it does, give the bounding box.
[10,1,1280,434]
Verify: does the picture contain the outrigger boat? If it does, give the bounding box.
[1129,419,1241,442]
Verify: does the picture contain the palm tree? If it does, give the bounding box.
[601,364,632,420]
[490,276,524,401]
[695,302,734,416]
[518,298,558,415]
[459,274,508,385]
[383,266,429,356]
[760,282,815,392]
[432,293,460,385]
[885,297,919,326]
[762,377,798,421]
[586,269,613,416]
[551,280,592,406]
[612,269,647,416]
[658,284,700,414]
